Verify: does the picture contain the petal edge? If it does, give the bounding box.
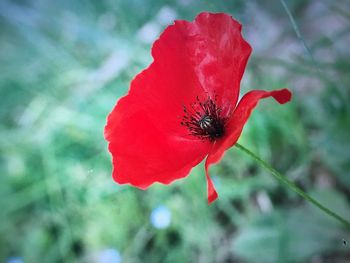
[205,156,219,204]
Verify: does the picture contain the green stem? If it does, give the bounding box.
[235,143,350,229]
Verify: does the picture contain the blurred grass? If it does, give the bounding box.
[1,0,350,262]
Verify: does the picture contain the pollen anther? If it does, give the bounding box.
[181,96,226,141]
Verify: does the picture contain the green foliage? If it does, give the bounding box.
[1,0,350,262]
[233,190,350,263]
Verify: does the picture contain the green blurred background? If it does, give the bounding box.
[1,0,350,262]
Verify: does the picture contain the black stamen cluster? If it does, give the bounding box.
[181,96,226,141]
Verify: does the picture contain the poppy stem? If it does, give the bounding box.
[235,143,350,229]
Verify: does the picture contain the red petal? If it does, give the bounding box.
[205,89,292,188]
[105,93,211,188]
[192,13,252,110]
[152,12,252,115]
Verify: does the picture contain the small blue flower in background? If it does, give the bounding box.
[6,257,24,263]
[98,248,121,263]
[150,205,171,229]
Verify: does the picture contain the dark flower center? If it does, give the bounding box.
[180,96,226,141]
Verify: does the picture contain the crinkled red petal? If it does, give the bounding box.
[204,89,292,201]
[151,12,252,116]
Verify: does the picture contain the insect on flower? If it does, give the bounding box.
[104,12,292,204]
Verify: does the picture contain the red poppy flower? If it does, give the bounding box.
[105,12,291,204]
